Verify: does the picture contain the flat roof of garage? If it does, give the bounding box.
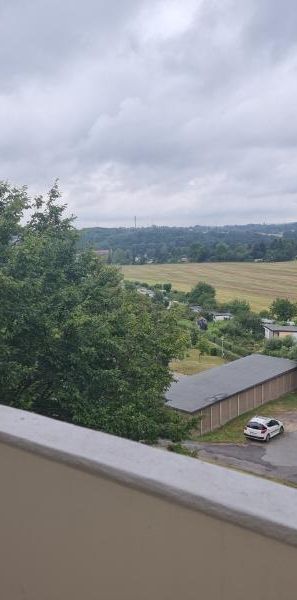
[165,354,297,414]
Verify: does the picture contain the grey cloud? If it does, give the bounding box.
[1,0,297,226]
[246,0,297,60]
[0,0,140,84]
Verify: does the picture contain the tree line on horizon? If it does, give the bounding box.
[78,223,297,264]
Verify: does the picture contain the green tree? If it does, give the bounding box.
[188,281,217,308]
[0,182,29,261]
[288,344,297,360]
[222,311,263,341]
[215,242,229,261]
[282,335,295,348]
[264,336,295,359]
[236,312,264,338]
[153,290,165,304]
[264,338,283,353]
[259,309,271,319]
[190,327,199,347]
[111,248,130,264]
[0,182,194,443]
[270,298,297,322]
[197,337,210,358]
[189,243,207,262]
[225,298,250,315]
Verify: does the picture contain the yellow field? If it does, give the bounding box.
[122,262,297,311]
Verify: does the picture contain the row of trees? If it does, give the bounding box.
[188,239,297,264]
[0,182,195,443]
[188,282,297,323]
[79,225,297,265]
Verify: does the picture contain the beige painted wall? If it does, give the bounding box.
[279,331,297,338]
[0,441,296,600]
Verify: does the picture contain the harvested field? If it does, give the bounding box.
[122,262,297,311]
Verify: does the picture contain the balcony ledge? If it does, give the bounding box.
[0,404,297,547]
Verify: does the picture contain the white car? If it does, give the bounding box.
[244,416,284,442]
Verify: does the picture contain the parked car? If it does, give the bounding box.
[244,416,284,442]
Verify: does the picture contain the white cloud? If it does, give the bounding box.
[135,0,200,41]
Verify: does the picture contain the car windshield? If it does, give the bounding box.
[247,421,263,430]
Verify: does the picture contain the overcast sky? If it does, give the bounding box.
[1,0,297,227]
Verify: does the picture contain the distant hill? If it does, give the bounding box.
[78,222,297,264]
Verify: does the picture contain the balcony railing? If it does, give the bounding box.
[0,404,297,599]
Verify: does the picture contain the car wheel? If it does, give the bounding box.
[266,434,270,443]
[280,426,284,434]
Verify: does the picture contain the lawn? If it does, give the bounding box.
[194,392,297,443]
[170,349,226,375]
[122,261,297,311]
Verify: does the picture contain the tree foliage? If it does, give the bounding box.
[188,281,217,308]
[224,298,250,315]
[270,298,297,322]
[0,182,194,443]
[79,223,297,265]
[264,335,296,359]
[197,337,211,357]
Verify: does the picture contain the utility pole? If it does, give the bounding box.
[221,336,225,358]
[134,216,137,229]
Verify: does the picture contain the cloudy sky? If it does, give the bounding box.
[1,0,297,227]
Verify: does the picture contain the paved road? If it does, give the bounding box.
[184,432,297,485]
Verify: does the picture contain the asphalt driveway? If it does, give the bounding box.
[184,431,297,485]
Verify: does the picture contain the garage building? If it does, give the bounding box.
[166,354,297,435]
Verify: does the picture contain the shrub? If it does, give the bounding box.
[210,346,218,356]
[282,335,295,348]
[226,298,250,315]
[190,328,199,346]
[265,338,283,351]
[168,443,198,458]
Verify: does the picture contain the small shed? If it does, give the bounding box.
[166,354,297,435]
[189,305,203,313]
[211,311,233,322]
[264,324,297,340]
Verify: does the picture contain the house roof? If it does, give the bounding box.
[166,354,297,414]
[264,324,297,332]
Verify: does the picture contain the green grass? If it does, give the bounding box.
[170,349,226,375]
[192,392,297,443]
[177,318,193,330]
[121,261,297,311]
